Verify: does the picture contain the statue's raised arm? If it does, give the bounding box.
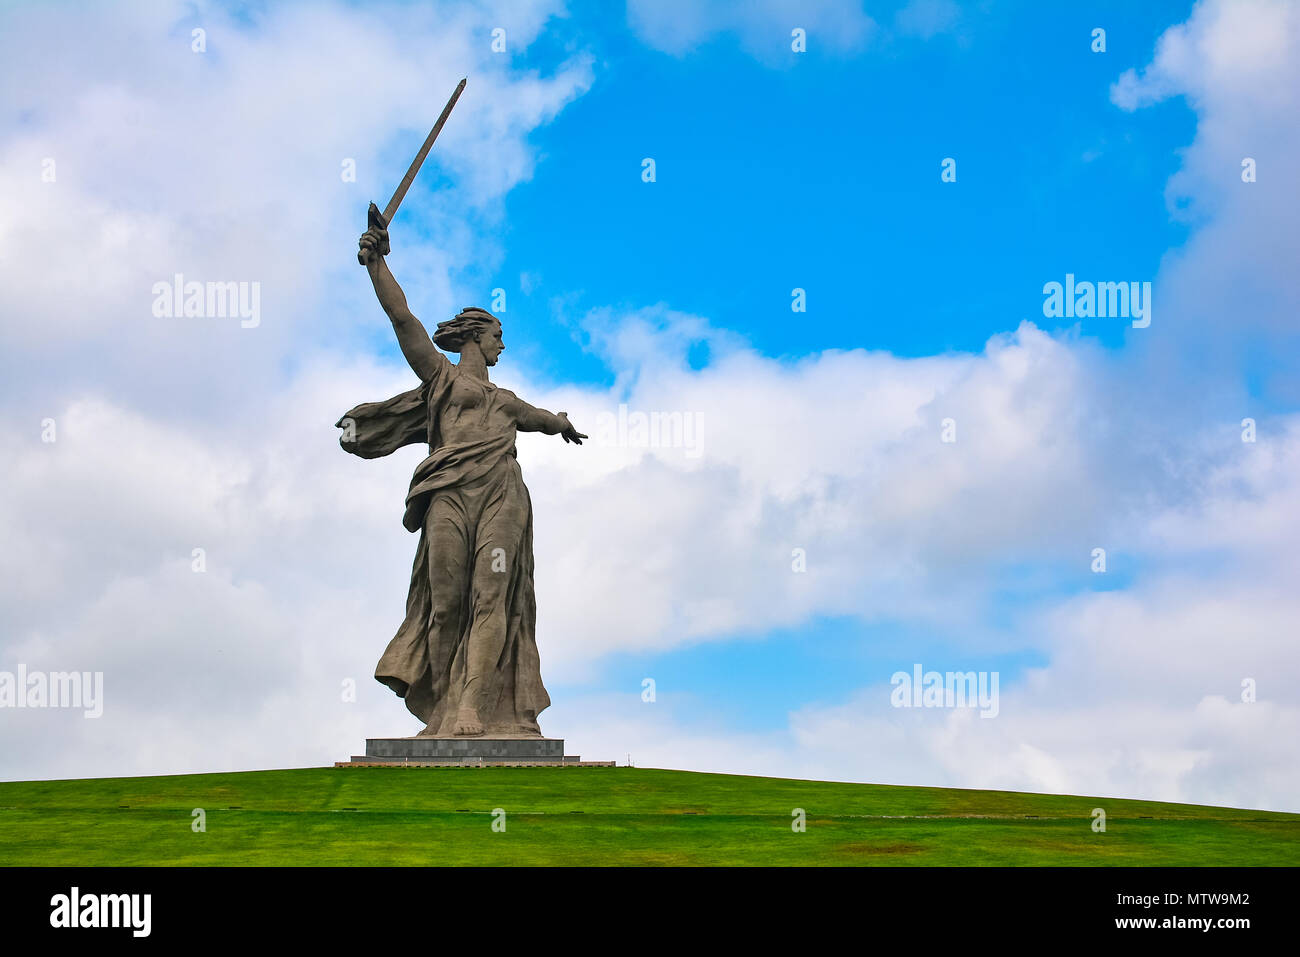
[358,204,444,383]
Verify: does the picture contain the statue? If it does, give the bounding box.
[335,82,585,738]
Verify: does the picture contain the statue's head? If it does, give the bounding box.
[434,307,504,365]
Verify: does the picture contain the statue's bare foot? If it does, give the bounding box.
[453,708,484,736]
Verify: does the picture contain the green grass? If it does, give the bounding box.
[1,766,1296,866]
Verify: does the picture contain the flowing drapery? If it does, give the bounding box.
[337,354,550,734]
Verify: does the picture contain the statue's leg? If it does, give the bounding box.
[424,491,475,736]
[463,471,530,733]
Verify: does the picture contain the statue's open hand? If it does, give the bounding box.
[557,413,587,445]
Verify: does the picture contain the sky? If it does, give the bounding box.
[2,0,1299,812]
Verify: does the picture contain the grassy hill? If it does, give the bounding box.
[1,766,1296,866]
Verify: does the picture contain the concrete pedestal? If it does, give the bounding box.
[337,735,613,767]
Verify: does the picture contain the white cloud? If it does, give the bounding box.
[560,0,1300,812]
[0,0,593,776]
[1111,0,1300,405]
[10,301,1297,811]
[0,0,592,417]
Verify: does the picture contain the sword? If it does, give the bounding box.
[357,77,467,265]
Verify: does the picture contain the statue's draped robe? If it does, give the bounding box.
[337,352,549,735]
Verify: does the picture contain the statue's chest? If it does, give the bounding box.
[438,374,511,432]
[449,375,489,410]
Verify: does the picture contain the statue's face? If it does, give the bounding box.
[480,321,504,366]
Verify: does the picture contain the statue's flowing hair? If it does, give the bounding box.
[433,307,499,352]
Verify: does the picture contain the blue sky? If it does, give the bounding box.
[404,0,1198,372]
[2,0,1299,810]
[410,0,1196,735]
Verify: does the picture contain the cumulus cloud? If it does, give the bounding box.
[1111,0,1300,406]
[9,286,1294,808]
[552,0,1300,811]
[0,0,592,777]
[0,0,592,420]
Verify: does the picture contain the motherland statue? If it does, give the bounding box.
[336,81,585,738]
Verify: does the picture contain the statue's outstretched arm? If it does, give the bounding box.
[510,397,587,444]
[359,223,444,382]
